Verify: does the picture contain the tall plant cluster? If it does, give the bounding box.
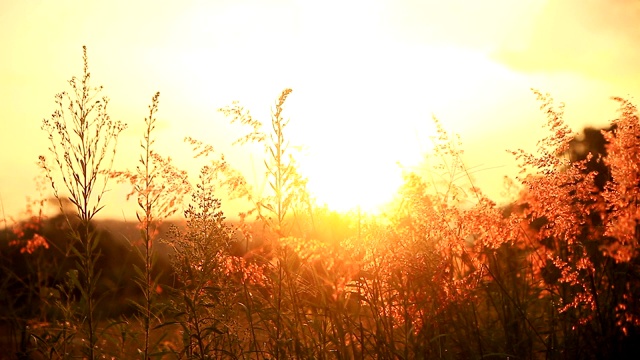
[508,92,640,357]
[3,49,640,359]
[110,91,191,359]
[38,46,126,359]
[164,166,241,358]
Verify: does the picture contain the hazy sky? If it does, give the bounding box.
[2,0,639,220]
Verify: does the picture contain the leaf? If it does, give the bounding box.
[153,320,185,330]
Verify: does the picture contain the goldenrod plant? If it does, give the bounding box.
[39,46,126,359]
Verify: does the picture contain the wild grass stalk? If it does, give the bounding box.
[137,92,163,360]
[39,46,126,359]
[164,165,240,359]
[111,91,190,358]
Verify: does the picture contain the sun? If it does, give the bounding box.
[283,46,523,215]
[300,155,403,214]
[295,123,431,214]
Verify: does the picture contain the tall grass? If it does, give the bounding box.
[3,49,640,359]
[39,46,126,359]
[164,166,239,358]
[110,91,190,358]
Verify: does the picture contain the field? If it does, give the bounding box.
[2,48,640,359]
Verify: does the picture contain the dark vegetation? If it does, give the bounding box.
[1,47,640,359]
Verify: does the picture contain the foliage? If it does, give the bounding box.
[38,45,126,359]
[109,92,191,359]
[3,49,640,360]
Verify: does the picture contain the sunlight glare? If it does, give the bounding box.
[290,47,519,214]
[149,2,528,217]
[300,151,404,214]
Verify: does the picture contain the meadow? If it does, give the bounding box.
[2,47,640,359]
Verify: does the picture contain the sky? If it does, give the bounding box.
[1,0,640,221]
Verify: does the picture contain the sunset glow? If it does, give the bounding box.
[0,0,639,219]
[4,1,640,358]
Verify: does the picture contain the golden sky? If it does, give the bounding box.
[1,0,639,220]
